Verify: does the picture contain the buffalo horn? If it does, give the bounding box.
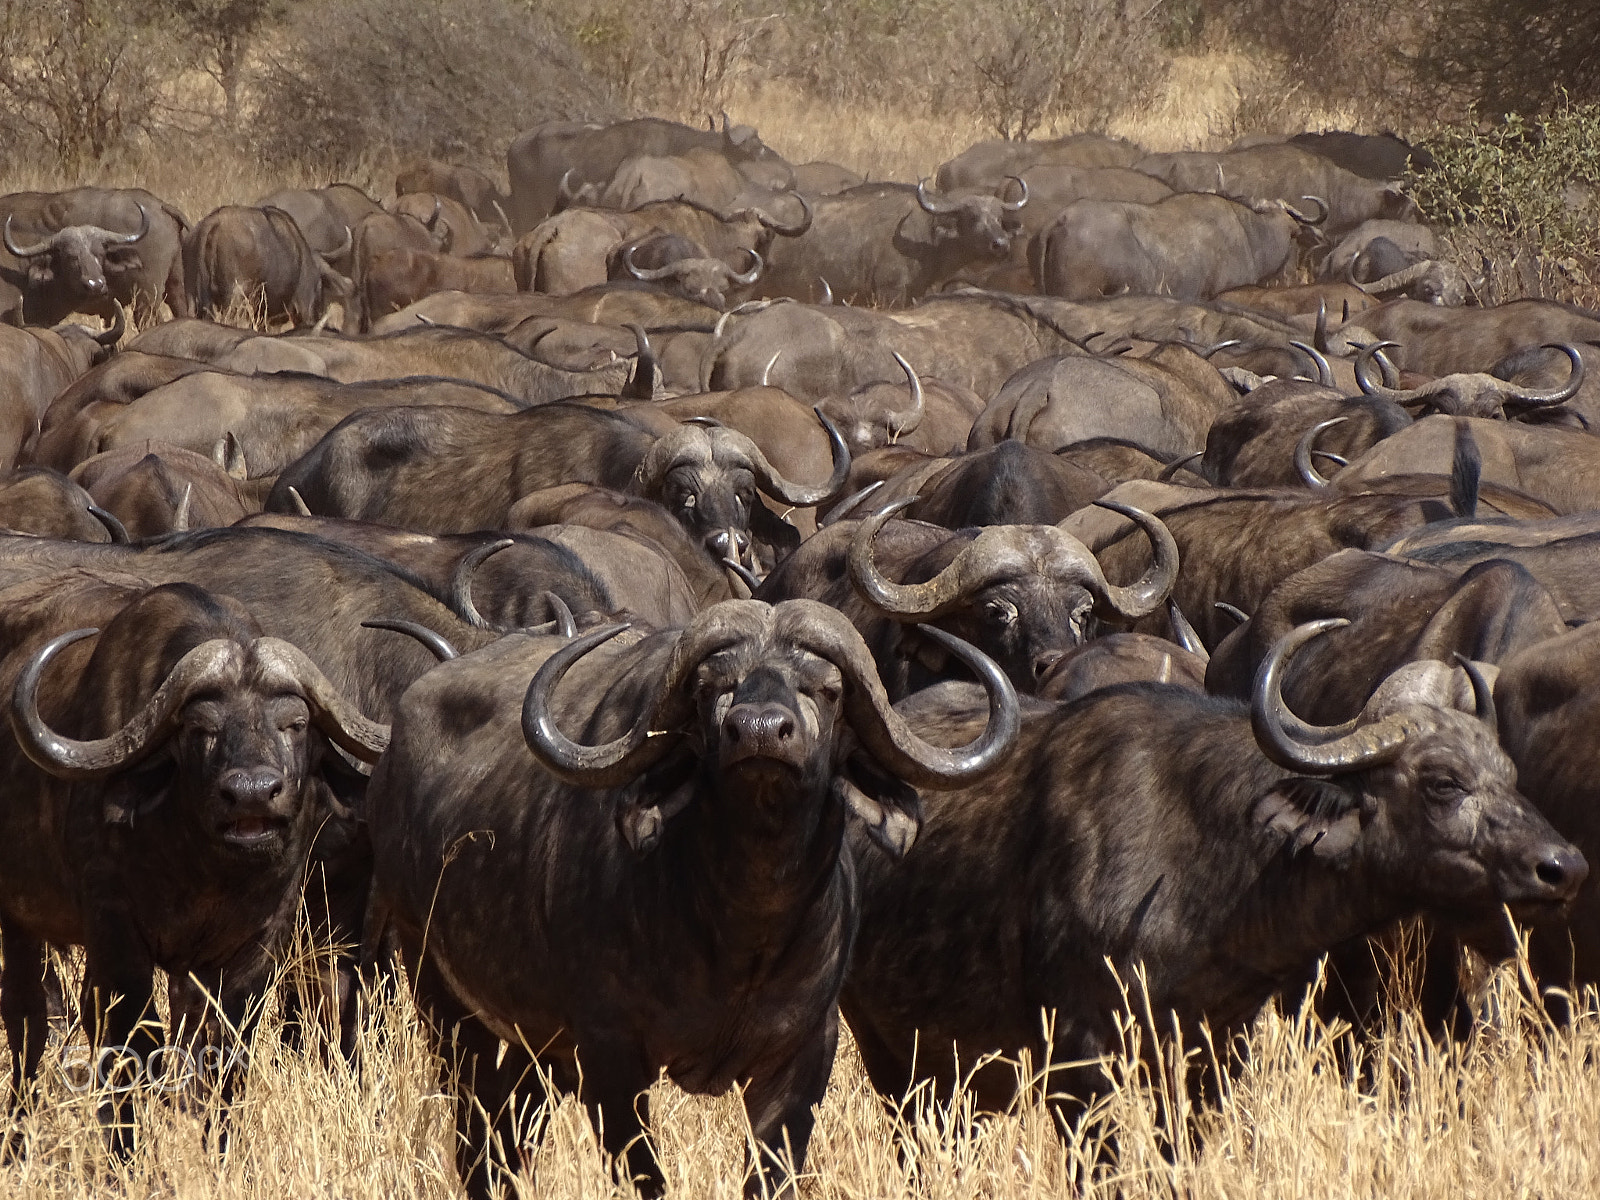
[543,592,577,639]
[94,301,126,347]
[321,224,352,262]
[286,486,313,516]
[1252,619,1418,773]
[757,192,812,237]
[915,179,959,215]
[817,277,834,304]
[1156,451,1202,482]
[761,350,781,387]
[451,538,515,629]
[729,248,763,286]
[362,618,459,662]
[625,322,659,400]
[1197,339,1242,359]
[100,203,149,246]
[1353,341,1407,396]
[1295,416,1348,488]
[624,244,680,282]
[1454,653,1497,729]
[1502,343,1585,406]
[819,480,883,527]
[1214,601,1249,626]
[3,215,52,257]
[887,352,924,438]
[251,637,389,761]
[723,557,761,594]
[998,175,1029,211]
[1088,501,1182,619]
[12,630,237,779]
[1313,298,1329,354]
[87,505,129,544]
[1288,339,1334,387]
[1286,195,1328,225]
[741,407,851,507]
[1167,599,1207,661]
[172,484,193,532]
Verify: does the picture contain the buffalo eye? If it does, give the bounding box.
[1420,771,1467,807]
[680,492,696,510]
[984,598,1018,626]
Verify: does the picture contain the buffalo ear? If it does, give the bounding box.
[748,501,801,557]
[837,755,923,858]
[616,758,695,856]
[1253,775,1365,862]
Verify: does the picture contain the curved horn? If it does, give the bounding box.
[87,505,129,544]
[888,352,924,437]
[819,480,884,527]
[1295,416,1349,488]
[1215,601,1249,626]
[1088,500,1181,620]
[558,169,578,206]
[543,592,577,639]
[998,175,1029,211]
[321,224,352,262]
[12,630,239,779]
[847,496,957,617]
[1157,451,1203,482]
[1197,339,1242,359]
[286,486,313,516]
[817,277,833,304]
[916,178,959,215]
[1353,259,1435,296]
[252,638,389,761]
[1353,341,1408,398]
[361,618,459,662]
[3,214,53,258]
[741,407,851,507]
[1285,195,1328,225]
[172,484,193,532]
[1167,599,1207,661]
[757,192,812,237]
[761,350,781,387]
[723,557,761,593]
[624,244,680,282]
[802,610,1019,788]
[1288,340,1333,387]
[94,301,125,347]
[451,538,515,630]
[1502,343,1585,407]
[1454,652,1497,729]
[1313,298,1329,354]
[99,203,149,246]
[1252,619,1418,773]
[626,322,658,400]
[521,622,678,786]
[729,248,763,286]
[427,197,442,229]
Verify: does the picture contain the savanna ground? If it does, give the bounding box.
[5,5,1600,1193]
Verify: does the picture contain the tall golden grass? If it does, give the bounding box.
[4,930,1598,1198]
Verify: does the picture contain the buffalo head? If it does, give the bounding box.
[4,204,148,305]
[632,411,850,567]
[622,241,762,311]
[12,584,387,853]
[915,177,1028,259]
[523,598,1018,856]
[849,497,1179,689]
[819,353,925,456]
[1252,620,1585,917]
[1354,340,1584,419]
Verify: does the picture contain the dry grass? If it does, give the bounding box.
[4,934,1599,1199]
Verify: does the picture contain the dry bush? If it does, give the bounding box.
[250,0,613,175]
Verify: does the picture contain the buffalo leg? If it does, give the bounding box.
[740,1010,839,1197]
[0,920,48,1136]
[80,930,158,1159]
[411,954,542,1200]
[578,1048,660,1197]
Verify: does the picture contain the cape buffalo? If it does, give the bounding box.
[184,205,353,327]
[367,598,1018,1196]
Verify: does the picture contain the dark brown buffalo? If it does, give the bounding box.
[71,443,252,536]
[970,341,1237,458]
[27,351,228,467]
[1054,437,1209,486]
[184,206,352,326]
[607,234,762,311]
[367,599,1018,1197]
[269,404,849,567]
[934,133,1143,190]
[816,354,982,458]
[505,482,734,610]
[759,180,1029,306]
[0,315,121,468]
[1036,629,1208,701]
[0,468,125,542]
[1204,550,1567,721]
[1289,130,1434,179]
[508,116,793,232]
[896,440,1112,528]
[395,159,511,230]
[1033,192,1325,301]
[1346,299,1600,375]
[388,192,500,257]
[1202,383,1413,488]
[758,498,1177,694]
[1,188,189,323]
[32,372,522,478]
[357,247,515,331]
[254,184,382,270]
[0,573,387,1146]
[841,623,1583,1117]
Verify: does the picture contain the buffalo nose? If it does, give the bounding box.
[1532,844,1588,899]
[722,702,797,759]
[706,528,750,560]
[218,767,286,811]
[1033,650,1067,681]
[85,278,106,294]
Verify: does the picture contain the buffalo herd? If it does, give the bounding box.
[1,114,1598,1196]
